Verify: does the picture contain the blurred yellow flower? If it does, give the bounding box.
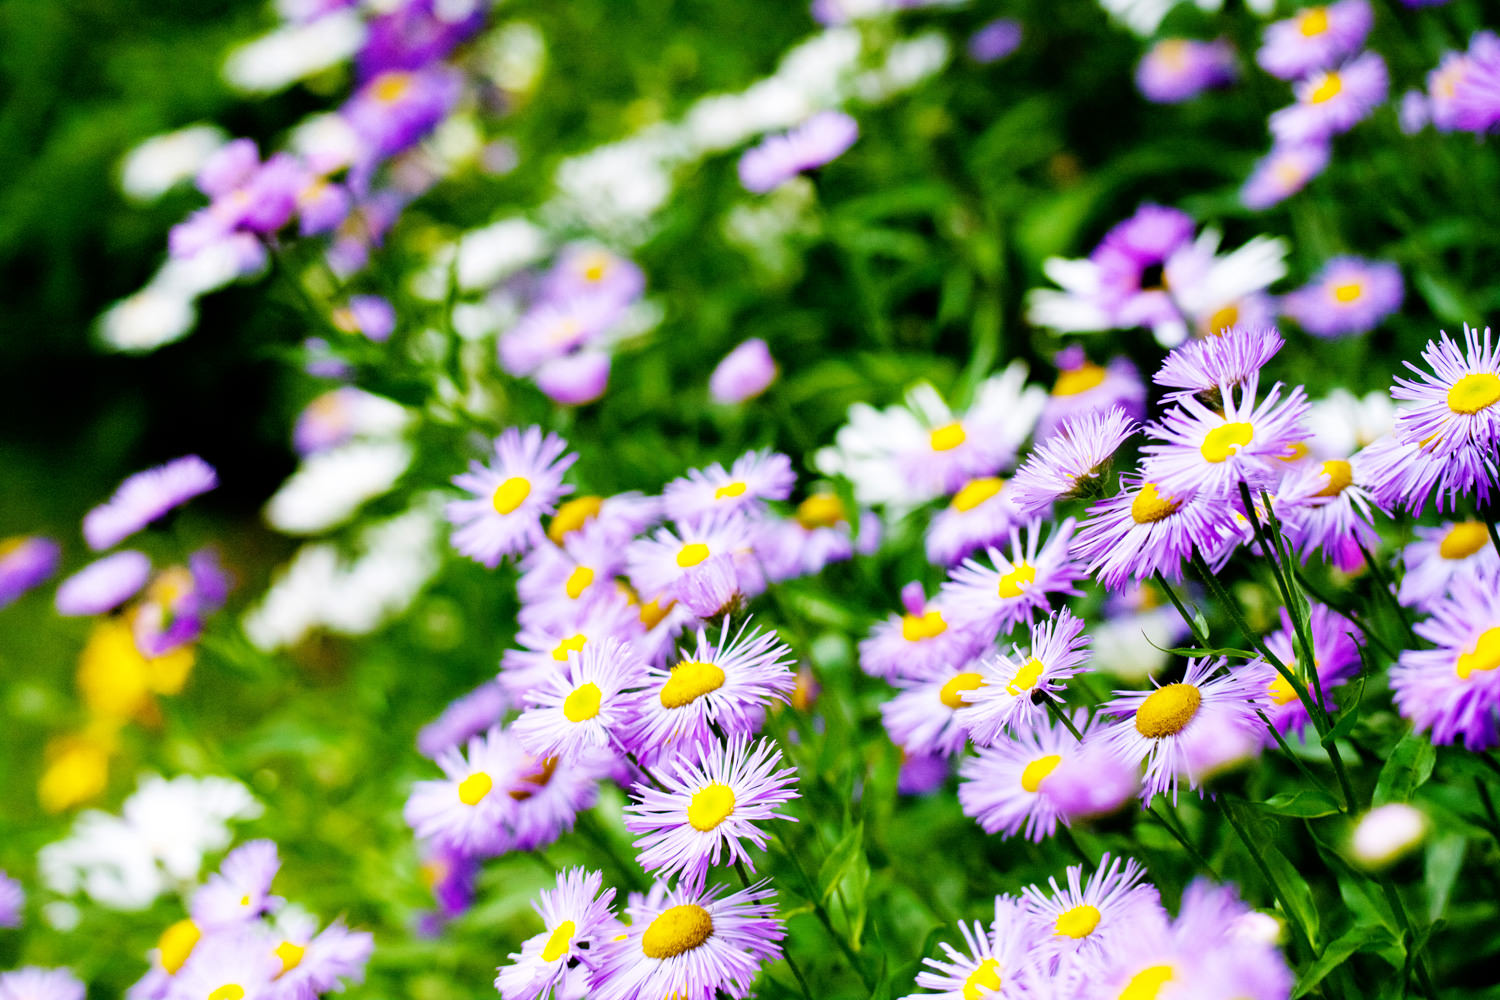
[76,617,195,722]
[39,731,113,813]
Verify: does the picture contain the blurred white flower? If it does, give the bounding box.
[95,286,197,354]
[1305,388,1396,459]
[264,439,413,535]
[118,125,227,203]
[223,11,365,94]
[455,218,550,292]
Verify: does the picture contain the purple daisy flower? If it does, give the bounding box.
[940,517,1087,643]
[547,491,661,549]
[1035,349,1146,440]
[1240,141,1331,210]
[925,477,1029,568]
[1071,475,1237,591]
[709,339,777,404]
[1362,431,1497,516]
[1021,853,1164,962]
[1281,256,1404,338]
[446,426,577,567]
[498,293,624,380]
[957,608,1092,746]
[1392,574,1500,749]
[968,19,1021,64]
[190,840,281,930]
[132,549,233,658]
[957,711,1093,841]
[738,111,858,194]
[626,619,795,764]
[503,598,644,699]
[514,637,651,762]
[858,582,987,681]
[1392,324,1500,460]
[497,868,621,1000]
[1098,657,1265,805]
[508,750,611,854]
[165,928,279,1000]
[1255,0,1372,80]
[418,681,509,759]
[1090,204,1197,332]
[330,295,397,342]
[757,496,879,582]
[897,751,950,796]
[662,450,796,526]
[1398,520,1499,611]
[1009,408,1139,517]
[1153,327,1285,404]
[405,726,527,856]
[517,528,629,623]
[54,549,151,616]
[293,387,408,456]
[269,913,374,1000]
[0,535,60,608]
[1142,376,1309,503]
[419,842,478,922]
[1251,604,1361,739]
[624,514,759,609]
[1452,30,1500,133]
[536,350,612,407]
[624,735,799,890]
[1137,38,1238,104]
[83,455,217,551]
[0,870,22,928]
[903,902,1030,1000]
[1270,51,1389,145]
[542,244,645,308]
[588,881,783,1000]
[0,968,86,1000]
[342,66,461,162]
[881,658,987,759]
[1274,452,1382,572]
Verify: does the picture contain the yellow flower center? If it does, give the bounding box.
[548,496,603,544]
[1332,281,1364,304]
[1200,421,1254,463]
[1205,302,1239,334]
[581,252,611,283]
[996,562,1037,599]
[677,542,711,568]
[939,671,985,710]
[796,493,846,529]
[330,306,358,332]
[1280,441,1309,463]
[542,919,576,962]
[962,958,1003,1000]
[208,986,245,1000]
[1055,904,1102,939]
[1156,40,1190,71]
[660,660,726,708]
[510,757,559,801]
[1267,672,1299,706]
[1020,754,1061,793]
[639,596,674,630]
[930,421,967,452]
[1130,482,1181,524]
[1310,72,1343,104]
[275,941,305,976]
[564,565,595,600]
[372,71,412,104]
[552,633,588,661]
[1120,964,1175,1000]
[952,478,1004,512]
[0,536,25,558]
[1447,373,1500,415]
[1134,683,1202,738]
[901,609,947,642]
[1299,7,1329,35]
[563,682,603,722]
[1053,363,1108,397]
[158,918,200,975]
[1439,521,1489,560]
[715,481,748,500]
[492,477,531,515]
[687,782,737,831]
[1456,627,1500,681]
[641,904,714,959]
[1315,459,1353,498]
[458,772,493,805]
[1008,658,1045,696]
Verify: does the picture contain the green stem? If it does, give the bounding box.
[1487,520,1500,559]
[1354,537,1416,642]
[1146,802,1219,880]
[1291,567,1400,660]
[1380,877,1438,999]
[1220,800,1314,964]
[772,828,873,991]
[1153,571,1210,649]
[1043,697,1085,742]
[574,811,647,892]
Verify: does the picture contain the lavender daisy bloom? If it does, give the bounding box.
[1240,141,1331,210]
[625,735,799,890]
[0,870,22,928]
[969,18,1021,64]
[940,517,1087,643]
[1399,520,1499,610]
[0,535,60,608]
[624,514,758,608]
[405,726,525,856]
[1270,51,1389,145]
[536,351,612,407]
[738,111,858,194]
[356,0,484,79]
[898,752,950,796]
[1021,853,1164,962]
[419,842,478,921]
[55,550,151,616]
[1274,452,1381,571]
[662,450,796,526]
[342,66,461,162]
[1072,475,1235,591]
[330,295,397,342]
[547,491,661,548]
[1137,38,1238,104]
[1090,204,1197,332]
[197,137,258,198]
[1251,604,1361,739]
[957,711,1092,841]
[447,427,577,567]
[1392,324,1500,459]
[293,387,408,456]
[295,175,352,237]
[83,455,217,551]
[190,840,281,929]
[1142,376,1309,503]
[269,914,374,1000]
[1255,0,1372,80]
[1153,327,1285,404]
[881,658,987,758]
[517,527,629,621]
[132,550,233,658]
[1042,740,1141,824]
[590,880,783,1000]
[542,244,645,307]
[1281,257,1404,338]
[1361,432,1495,516]
[900,366,1046,498]
[757,495,877,581]
[1035,349,1146,440]
[1424,44,1476,133]
[1009,408,1139,517]
[901,902,1030,1000]
[858,583,986,681]
[709,339,777,404]
[497,868,620,1000]
[514,638,650,761]
[1399,89,1431,134]
[957,608,1091,746]
[508,750,611,853]
[498,294,624,379]
[1452,30,1500,133]
[165,928,280,1000]
[503,599,645,698]
[1391,574,1500,749]
[1098,657,1265,804]
[418,681,508,759]
[925,477,1028,568]
[627,620,795,763]
[0,968,86,1000]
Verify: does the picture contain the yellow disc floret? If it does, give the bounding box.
[962,958,1003,1000]
[1439,521,1489,560]
[563,683,603,722]
[1054,904,1102,939]
[542,919,577,962]
[1119,964,1175,1000]
[1134,683,1202,738]
[939,671,985,710]
[952,478,1004,512]
[660,660,727,708]
[996,563,1036,599]
[1020,754,1061,793]
[641,904,715,959]
[677,543,711,568]
[458,772,493,805]
[548,495,604,545]
[1130,483,1181,524]
[1309,72,1343,104]
[1200,422,1254,463]
[1053,363,1108,397]
[687,783,737,831]
[1447,373,1500,415]
[930,422,967,452]
[901,610,947,642]
[492,477,532,515]
[1456,627,1500,681]
[158,918,201,975]
[1314,459,1354,498]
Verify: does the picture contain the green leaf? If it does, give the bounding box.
[1424,834,1466,923]
[1293,924,1382,998]
[1259,840,1321,948]
[818,821,866,904]
[1257,789,1343,818]
[1373,733,1437,806]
